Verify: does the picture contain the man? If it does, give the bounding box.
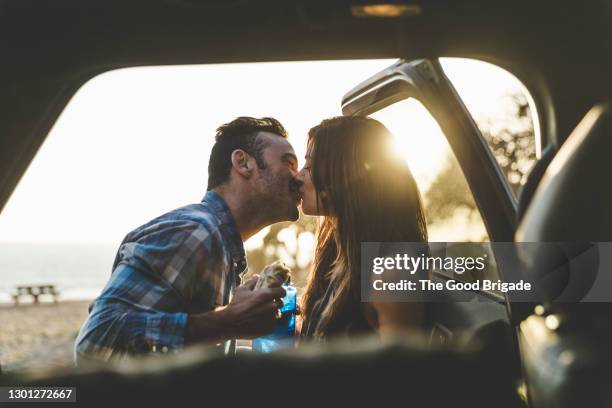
[75,116,301,363]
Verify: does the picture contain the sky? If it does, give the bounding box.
[0,58,528,246]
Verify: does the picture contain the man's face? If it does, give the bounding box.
[252,131,300,222]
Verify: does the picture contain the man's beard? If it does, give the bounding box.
[260,171,299,221]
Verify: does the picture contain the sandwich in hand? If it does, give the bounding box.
[255,261,291,289]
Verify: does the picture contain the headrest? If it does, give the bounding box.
[517,103,612,242]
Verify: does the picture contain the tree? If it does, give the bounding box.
[479,92,536,193]
[425,92,536,226]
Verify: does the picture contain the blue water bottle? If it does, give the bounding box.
[252,283,297,352]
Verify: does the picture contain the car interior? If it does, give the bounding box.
[1,1,612,407]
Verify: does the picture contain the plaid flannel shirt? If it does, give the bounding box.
[75,191,247,364]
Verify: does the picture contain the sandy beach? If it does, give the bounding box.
[0,300,91,372]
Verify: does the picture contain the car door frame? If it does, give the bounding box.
[342,58,517,243]
[341,58,527,349]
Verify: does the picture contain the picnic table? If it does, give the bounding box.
[12,284,60,305]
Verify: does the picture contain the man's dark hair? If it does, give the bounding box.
[207,116,288,190]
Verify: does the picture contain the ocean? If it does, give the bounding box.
[0,242,118,304]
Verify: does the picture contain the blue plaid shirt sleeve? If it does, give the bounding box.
[75,219,226,363]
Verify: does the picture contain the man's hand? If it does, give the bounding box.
[222,275,286,338]
[185,275,286,344]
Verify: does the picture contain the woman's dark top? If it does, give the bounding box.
[301,280,373,342]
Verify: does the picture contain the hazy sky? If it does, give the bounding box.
[0,58,527,245]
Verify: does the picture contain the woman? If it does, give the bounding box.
[296,116,428,342]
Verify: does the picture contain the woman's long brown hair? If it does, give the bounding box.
[301,116,428,338]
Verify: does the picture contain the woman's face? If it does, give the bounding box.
[296,151,322,216]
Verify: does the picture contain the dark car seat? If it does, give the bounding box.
[515,104,612,303]
[515,103,612,408]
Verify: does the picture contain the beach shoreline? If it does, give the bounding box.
[0,300,91,372]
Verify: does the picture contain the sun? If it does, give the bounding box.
[370,98,451,191]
